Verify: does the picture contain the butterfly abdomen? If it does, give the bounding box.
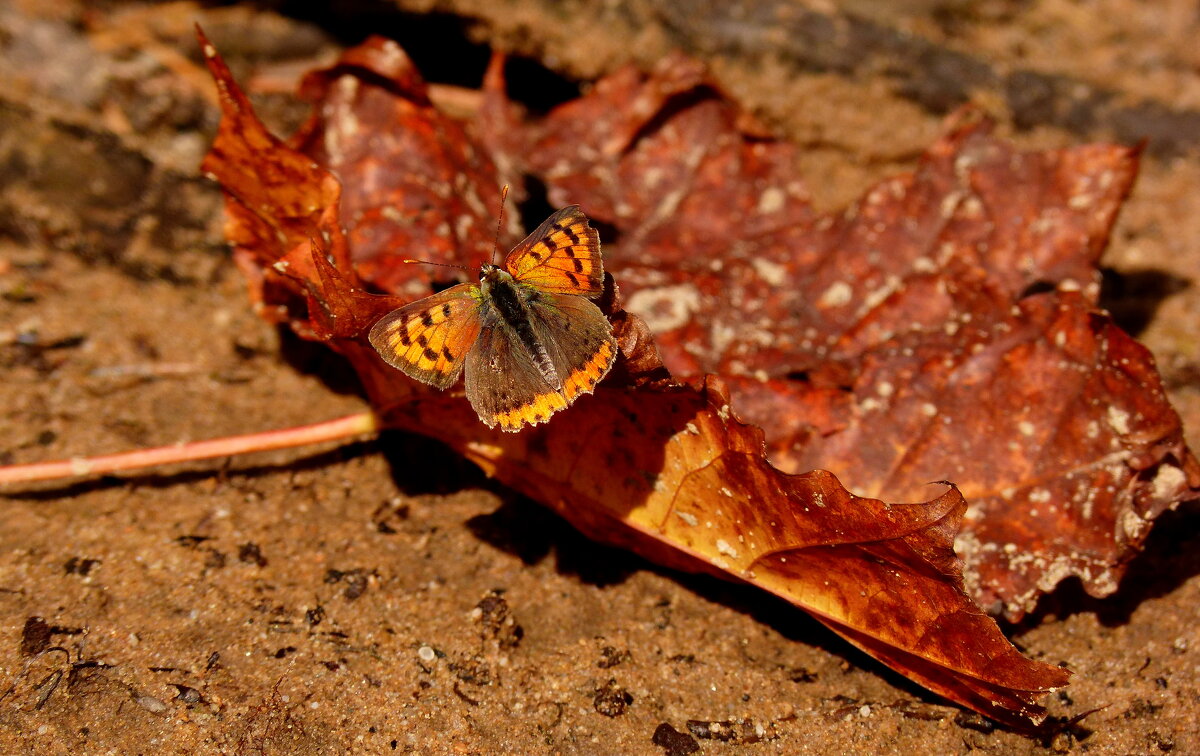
[480,266,561,389]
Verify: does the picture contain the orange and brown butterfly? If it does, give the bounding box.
[368,206,617,431]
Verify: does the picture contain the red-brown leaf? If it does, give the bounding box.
[196,30,1199,728]
[516,57,1200,620]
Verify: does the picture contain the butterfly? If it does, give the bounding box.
[368,205,617,432]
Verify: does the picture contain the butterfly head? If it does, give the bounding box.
[478,263,517,296]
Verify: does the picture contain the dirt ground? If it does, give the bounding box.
[3,1,1200,753]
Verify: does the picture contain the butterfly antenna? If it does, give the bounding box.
[404,185,509,272]
[401,258,471,272]
[491,184,509,266]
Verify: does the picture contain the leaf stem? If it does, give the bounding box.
[0,412,379,486]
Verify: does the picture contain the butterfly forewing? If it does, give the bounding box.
[525,291,616,403]
[464,314,570,431]
[368,283,481,389]
[504,205,604,297]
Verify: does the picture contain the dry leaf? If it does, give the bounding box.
[518,54,1200,620]
[198,29,1200,728]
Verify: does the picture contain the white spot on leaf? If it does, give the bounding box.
[818,281,852,308]
[625,284,701,333]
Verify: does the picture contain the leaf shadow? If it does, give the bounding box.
[276,328,365,397]
[276,0,491,88]
[461,489,973,710]
[1098,267,1191,338]
[376,429,489,496]
[464,495,643,588]
[273,0,582,112]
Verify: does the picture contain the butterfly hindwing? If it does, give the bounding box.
[464,314,568,431]
[503,205,603,297]
[525,291,617,403]
[368,283,482,389]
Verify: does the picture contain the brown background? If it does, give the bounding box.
[2,1,1199,752]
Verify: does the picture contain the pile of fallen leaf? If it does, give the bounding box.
[198,28,1199,730]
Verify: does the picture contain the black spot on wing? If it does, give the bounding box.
[421,311,434,327]
[423,347,438,361]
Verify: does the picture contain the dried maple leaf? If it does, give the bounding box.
[198,28,1168,728]
[517,55,1200,620]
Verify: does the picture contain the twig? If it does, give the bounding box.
[0,412,378,486]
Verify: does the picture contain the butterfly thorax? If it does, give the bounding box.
[478,264,561,389]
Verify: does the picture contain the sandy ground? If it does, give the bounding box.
[3,1,1200,753]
